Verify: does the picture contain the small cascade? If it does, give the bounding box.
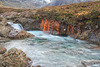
[18,24,24,30]
[7,22,24,30]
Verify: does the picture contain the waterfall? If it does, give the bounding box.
[7,22,24,30]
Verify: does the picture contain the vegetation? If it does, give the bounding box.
[0,7,33,13]
[37,1,100,25]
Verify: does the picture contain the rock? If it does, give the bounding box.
[8,30,34,39]
[15,18,40,30]
[32,65,41,67]
[78,30,91,40]
[0,22,11,38]
[0,47,7,54]
[16,30,34,39]
[81,60,100,67]
[0,48,32,67]
[0,37,10,42]
[89,32,100,44]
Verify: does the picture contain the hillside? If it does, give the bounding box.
[0,0,100,9]
[37,1,100,23]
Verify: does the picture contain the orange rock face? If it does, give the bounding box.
[40,19,60,35]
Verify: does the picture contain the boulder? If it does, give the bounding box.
[89,32,100,44]
[15,18,40,30]
[8,30,34,39]
[81,60,100,67]
[0,48,32,67]
[0,22,11,38]
[80,30,91,40]
[0,47,7,54]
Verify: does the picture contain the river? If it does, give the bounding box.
[0,31,100,67]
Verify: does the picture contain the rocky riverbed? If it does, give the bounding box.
[0,31,100,67]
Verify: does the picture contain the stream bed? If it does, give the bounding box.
[0,31,100,67]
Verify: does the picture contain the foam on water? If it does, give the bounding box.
[27,31,84,42]
[7,22,24,30]
[1,31,100,67]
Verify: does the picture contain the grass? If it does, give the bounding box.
[37,1,100,25]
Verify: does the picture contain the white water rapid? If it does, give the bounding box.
[0,30,100,67]
[7,22,24,30]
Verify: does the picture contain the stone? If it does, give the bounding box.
[80,30,91,40]
[81,60,100,67]
[0,48,32,67]
[0,22,11,38]
[8,30,34,39]
[0,47,7,54]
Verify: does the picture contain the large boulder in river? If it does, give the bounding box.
[8,30,34,39]
[0,22,11,38]
[0,21,34,39]
[81,60,100,67]
[0,48,32,67]
[0,47,7,54]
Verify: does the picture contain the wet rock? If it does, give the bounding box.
[0,48,32,67]
[32,65,41,67]
[0,37,10,42]
[15,18,40,30]
[0,47,7,54]
[80,30,91,40]
[8,30,34,39]
[0,22,11,38]
[81,60,100,67]
[89,32,100,44]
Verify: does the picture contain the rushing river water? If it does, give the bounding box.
[0,31,100,67]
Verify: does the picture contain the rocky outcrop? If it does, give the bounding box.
[0,21,34,40]
[8,30,34,39]
[15,18,40,30]
[81,60,100,67]
[0,47,7,54]
[89,32,100,44]
[0,22,11,38]
[0,48,32,67]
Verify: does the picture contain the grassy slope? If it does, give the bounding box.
[37,1,100,25]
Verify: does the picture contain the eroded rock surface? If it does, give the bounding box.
[82,60,100,67]
[0,48,32,67]
[0,47,7,54]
